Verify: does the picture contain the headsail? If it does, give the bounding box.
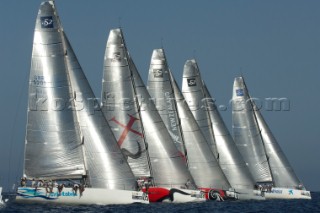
[101,29,195,188]
[24,1,85,179]
[251,88,301,187]
[147,49,230,189]
[232,77,273,183]
[61,32,137,189]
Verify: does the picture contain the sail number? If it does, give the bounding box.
[33,75,46,86]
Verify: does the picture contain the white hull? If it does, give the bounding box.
[16,187,149,205]
[264,187,311,199]
[0,187,3,205]
[234,189,265,200]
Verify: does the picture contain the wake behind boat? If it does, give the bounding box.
[16,1,148,205]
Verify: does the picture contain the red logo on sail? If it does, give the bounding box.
[110,114,144,146]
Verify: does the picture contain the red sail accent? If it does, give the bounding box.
[110,114,144,146]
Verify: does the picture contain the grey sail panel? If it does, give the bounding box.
[147,49,187,159]
[62,32,137,190]
[101,29,151,178]
[181,60,218,158]
[129,50,195,189]
[232,77,272,183]
[25,1,85,179]
[170,70,230,189]
[253,102,300,187]
[182,60,255,189]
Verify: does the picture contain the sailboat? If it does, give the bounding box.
[101,29,205,202]
[181,60,263,200]
[16,1,148,205]
[0,187,4,205]
[147,49,238,201]
[232,76,311,199]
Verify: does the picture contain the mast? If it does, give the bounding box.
[232,77,273,183]
[182,60,255,190]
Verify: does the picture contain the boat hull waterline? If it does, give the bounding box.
[264,187,311,200]
[16,187,149,205]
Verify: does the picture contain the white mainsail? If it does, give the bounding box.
[101,29,196,189]
[182,60,255,190]
[232,77,273,183]
[24,1,86,180]
[147,49,231,190]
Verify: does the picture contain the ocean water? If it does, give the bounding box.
[1,192,319,213]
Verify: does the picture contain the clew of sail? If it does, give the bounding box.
[232,77,273,183]
[182,60,255,190]
[147,49,231,190]
[24,1,86,179]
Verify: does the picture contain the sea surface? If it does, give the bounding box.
[0,192,319,213]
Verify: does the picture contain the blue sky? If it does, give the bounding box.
[0,0,319,191]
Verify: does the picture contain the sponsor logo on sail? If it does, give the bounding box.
[41,16,53,28]
[236,89,244,96]
[153,69,163,78]
[111,52,121,62]
[187,78,196,87]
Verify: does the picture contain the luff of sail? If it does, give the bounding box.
[232,77,273,183]
[251,89,301,188]
[147,49,231,189]
[61,32,137,190]
[24,1,85,179]
[101,29,151,178]
[101,29,196,188]
[182,60,255,190]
